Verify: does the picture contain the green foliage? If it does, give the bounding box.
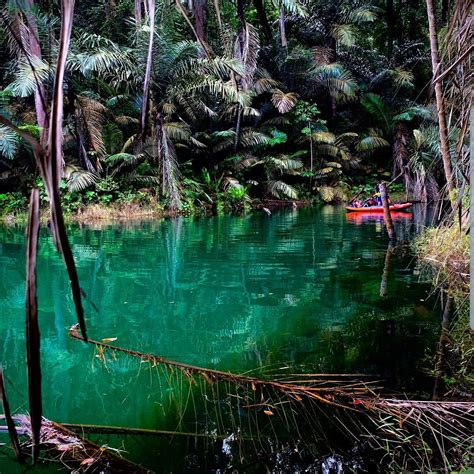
[0,192,29,214]
[0,0,448,212]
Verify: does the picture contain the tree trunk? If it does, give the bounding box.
[425,0,454,196]
[236,0,246,54]
[24,0,48,144]
[279,5,287,47]
[253,0,272,42]
[233,0,246,152]
[193,0,207,56]
[380,182,396,240]
[134,0,142,23]
[380,241,395,297]
[140,0,155,136]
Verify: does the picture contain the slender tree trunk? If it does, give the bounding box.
[425,0,454,196]
[386,0,394,56]
[233,105,242,153]
[327,36,337,120]
[140,0,155,136]
[193,0,207,57]
[233,0,246,152]
[134,0,142,23]
[175,0,211,57]
[236,0,246,54]
[279,5,287,47]
[24,0,48,144]
[380,182,396,240]
[380,241,395,297]
[253,0,272,42]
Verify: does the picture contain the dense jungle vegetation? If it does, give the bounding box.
[0,0,472,471]
[0,0,469,217]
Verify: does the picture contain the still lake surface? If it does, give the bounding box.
[0,205,440,471]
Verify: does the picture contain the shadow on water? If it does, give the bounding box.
[0,205,447,471]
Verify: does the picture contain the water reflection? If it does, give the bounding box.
[0,206,439,467]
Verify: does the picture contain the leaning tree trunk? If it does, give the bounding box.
[233,0,246,153]
[140,0,155,137]
[24,0,48,144]
[425,0,454,197]
[380,182,396,240]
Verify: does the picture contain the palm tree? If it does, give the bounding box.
[425,0,454,196]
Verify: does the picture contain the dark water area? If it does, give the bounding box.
[0,205,442,472]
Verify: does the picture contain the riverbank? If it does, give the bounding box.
[0,198,316,224]
[0,189,412,225]
[414,224,472,399]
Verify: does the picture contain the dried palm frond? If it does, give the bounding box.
[68,326,473,471]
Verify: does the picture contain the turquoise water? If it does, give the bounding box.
[0,206,439,471]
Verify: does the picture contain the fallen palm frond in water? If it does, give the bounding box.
[68,325,380,406]
[355,398,474,471]
[12,415,151,473]
[68,325,474,471]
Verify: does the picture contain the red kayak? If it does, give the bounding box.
[346,203,413,212]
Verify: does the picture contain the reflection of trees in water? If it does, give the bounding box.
[0,208,438,431]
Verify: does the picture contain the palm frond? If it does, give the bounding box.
[0,125,19,159]
[9,57,50,97]
[266,180,298,199]
[332,24,357,47]
[360,93,392,131]
[63,164,97,192]
[356,135,390,153]
[312,131,335,143]
[346,6,377,25]
[391,68,415,88]
[163,122,191,142]
[239,130,271,148]
[271,90,298,114]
